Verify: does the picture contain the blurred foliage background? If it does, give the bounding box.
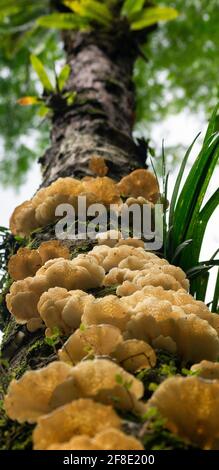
[0,0,218,186]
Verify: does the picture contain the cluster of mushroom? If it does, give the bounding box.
[4,227,219,449]
[4,360,144,450]
[6,242,219,365]
[10,169,159,237]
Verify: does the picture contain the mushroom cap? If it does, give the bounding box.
[89,155,108,177]
[8,248,42,280]
[120,285,219,335]
[4,362,73,423]
[191,360,219,380]
[6,275,49,323]
[117,169,159,201]
[82,176,121,205]
[38,240,70,264]
[38,287,94,334]
[37,257,105,290]
[82,295,131,331]
[126,298,219,362]
[101,246,148,272]
[46,429,143,450]
[9,200,38,236]
[96,230,122,248]
[92,428,144,450]
[50,358,144,412]
[58,324,123,364]
[33,399,121,450]
[113,339,156,373]
[148,376,219,449]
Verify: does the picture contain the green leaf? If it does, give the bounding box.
[37,13,89,30]
[58,64,71,92]
[168,133,201,233]
[122,0,145,17]
[65,90,77,106]
[212,269,219,313]
[64,1,113,27]
[172,133,219,255]
[30,54,54,93]
[189,188,219,267]
[203,104,219,148]
[131,6,179,30]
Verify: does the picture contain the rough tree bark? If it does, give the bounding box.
[0,28,149,449]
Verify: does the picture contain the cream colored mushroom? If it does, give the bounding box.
[113,339,157,373]
[81,295,131,331]
[9,200,38,236]
[117,169,159,201]
[8,248,42,281]
[120,285,219,336]
[191,360,219,380]
[148,376,219,449]
[8,241,70,281]
[48,429,143,450]
[126,298,219,362]
[33,398,121,450]
[96,230,122,247]
[6,275,49,323]
[50,359,144,413]
[36,257,105,291]
[4,362,73,423]
[38,288,94,335]
[58,324,123,364]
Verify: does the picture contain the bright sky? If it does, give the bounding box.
[0,111,218,344]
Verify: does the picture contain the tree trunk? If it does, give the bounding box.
[0,29,147,450]
[40,30,145,186]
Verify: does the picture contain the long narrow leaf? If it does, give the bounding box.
[131,6,178,30]
[172,133,219,250]
[37,13,89,30]
[30,54,54,92]
[212,269,219,312]
[168,132,201,231]
[203,104,219,148]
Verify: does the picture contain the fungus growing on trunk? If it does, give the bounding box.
[148,376,219,449]
[58,324,123,364]
[126,298,219,362]
[50,359,144,413]
[4,362,73,423]
[33,399,121,450]
[8,241,70,280]
[81,295,131,331]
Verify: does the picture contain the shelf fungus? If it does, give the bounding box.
[120,286,219,336]
[58,324,123,364]
[112,339,157,373]
[4,362,73,423]
[108,263,189,293]
[125,298,219,362]
[191,360,219,380]
[117,169,159,202]
[6,255,104,324]
[81,295,131,331]
[49,359,144,413]
[33,399,121,450]
[46,428,143,451]
[148,376,219,449]
[38,288,94,335]
[8,241,70,281]
[88,156,109,177]
[9,170,160,236]
[96,230,144,249]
